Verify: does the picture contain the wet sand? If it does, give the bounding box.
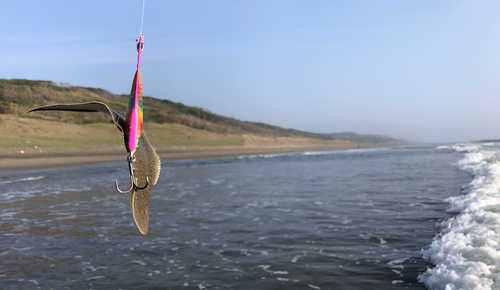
[0,143,390,170]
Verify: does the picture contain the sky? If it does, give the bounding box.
[2,1,500,143]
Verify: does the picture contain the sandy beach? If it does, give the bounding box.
[0,143,390,170]
[0,114,398,170]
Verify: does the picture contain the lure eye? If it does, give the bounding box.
[136,38,144,52]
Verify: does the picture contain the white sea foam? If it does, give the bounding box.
[436,145,449,150]
[237,147,388,160]
[302,147,386,156]
[0,211,17,218]
[438,143,483,153]
[420,143,500,290]
[132,260,147,266]
[237,153,291,160]
[86,276,105,280]
[0,176,44,184]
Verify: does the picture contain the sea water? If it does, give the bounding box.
[0,145,490,289]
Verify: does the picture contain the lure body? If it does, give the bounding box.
[125,34,144,155]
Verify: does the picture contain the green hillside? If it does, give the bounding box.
[0,78,401,144]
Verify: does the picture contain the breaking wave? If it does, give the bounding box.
[420,143,500,290]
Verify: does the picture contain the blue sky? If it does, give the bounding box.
[2,1,500,142]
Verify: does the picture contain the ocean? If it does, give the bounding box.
[0,144,494,289]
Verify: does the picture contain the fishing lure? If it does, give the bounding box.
[125,33,144,157]
[117,33,147,193]
[29,32,161,235]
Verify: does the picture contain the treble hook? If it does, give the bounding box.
[115,156,149,193]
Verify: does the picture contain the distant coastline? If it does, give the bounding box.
[0,78,402,143]
[0,78,403,170]
[474,139,500,143]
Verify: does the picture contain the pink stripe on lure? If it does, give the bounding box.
[125,33,144,155]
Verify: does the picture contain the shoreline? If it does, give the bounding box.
[0,143,392,170]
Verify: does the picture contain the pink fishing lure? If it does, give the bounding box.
[125,33,144,155]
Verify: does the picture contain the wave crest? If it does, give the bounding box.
[420,144,500,290]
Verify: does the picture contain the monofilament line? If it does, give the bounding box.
[140,0,145,32]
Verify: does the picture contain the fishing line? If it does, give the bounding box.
[140,0,145,33]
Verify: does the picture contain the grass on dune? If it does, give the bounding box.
[143,123,243,147]
[0,115,244,149]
